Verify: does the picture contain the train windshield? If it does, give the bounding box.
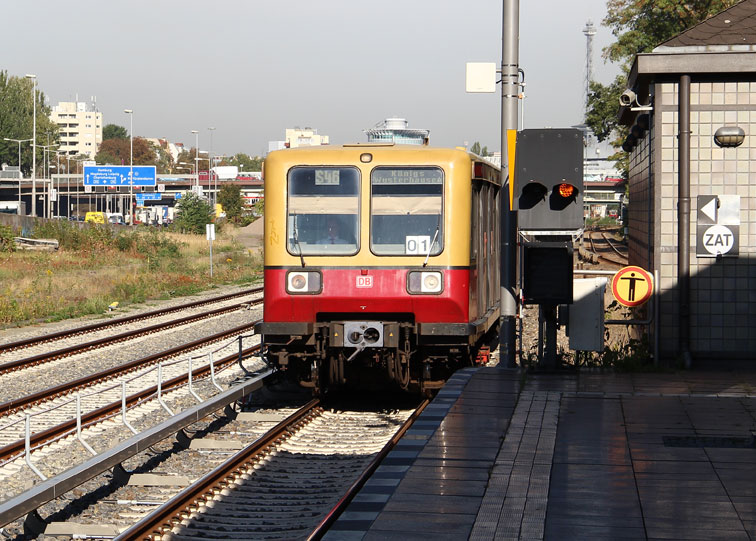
[287,167,360,255]
[370,167,444,256]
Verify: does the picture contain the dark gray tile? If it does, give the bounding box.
[369,511,475,535]
[383,492,482,515]
[395,477,488,498]
[544,524,647,539]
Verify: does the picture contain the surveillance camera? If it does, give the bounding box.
[619,89,637,107]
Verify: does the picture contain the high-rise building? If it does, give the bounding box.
[49,101,103,158]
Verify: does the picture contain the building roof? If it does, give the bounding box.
[657,0,756,48]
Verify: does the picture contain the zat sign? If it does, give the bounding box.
[702,225,735,256]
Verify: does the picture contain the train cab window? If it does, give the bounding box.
[370,167,443,256]
[287,167,360,255]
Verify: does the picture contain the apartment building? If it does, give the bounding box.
[49,101,103,158]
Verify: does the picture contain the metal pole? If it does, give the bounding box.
[125,109,134,226]
[500,0,519,368]
[208,127,216,207]
[678,75,692,368]
[26,74,37,217]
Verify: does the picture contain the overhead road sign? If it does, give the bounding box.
[83,165,157,187]
[611,266,653,307]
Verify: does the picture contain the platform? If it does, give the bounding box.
[326,367,756,540]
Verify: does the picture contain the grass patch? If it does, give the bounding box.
[0,223,262,327]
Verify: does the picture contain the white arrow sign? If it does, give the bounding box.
[700,197,718,223]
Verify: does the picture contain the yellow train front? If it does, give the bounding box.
[255,144,500,395]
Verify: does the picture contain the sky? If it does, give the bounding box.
[4,0,619,158]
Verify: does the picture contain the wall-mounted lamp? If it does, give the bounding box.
[714,126,745,148]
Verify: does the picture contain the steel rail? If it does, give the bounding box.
[0,298,262,376]
[115,399,322,541]
[0,342,261,467]
[307,397,431,540]
[0,367,274,531]
[601,231,628,259]
[0,286,262,354]
[0,318,261,417]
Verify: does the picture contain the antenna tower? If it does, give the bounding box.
[582,20,596,117]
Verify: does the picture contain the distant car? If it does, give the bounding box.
[85,211,106,224]
[106,213,125,225]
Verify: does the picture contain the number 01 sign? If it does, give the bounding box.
[405,235,431,254]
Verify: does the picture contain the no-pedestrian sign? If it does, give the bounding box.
[611,266,653,307]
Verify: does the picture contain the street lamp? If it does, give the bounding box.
[3,137,32,210]
[124,109,133,225]
[191,130,199,190]
[25,74,37,216]
[208,127,216,207]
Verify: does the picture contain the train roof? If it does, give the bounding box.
[266,144,500,169]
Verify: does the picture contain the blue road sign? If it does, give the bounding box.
[136,193,162,206]
[84,165,157,187]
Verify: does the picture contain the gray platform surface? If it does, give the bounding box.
[326,367,756,540]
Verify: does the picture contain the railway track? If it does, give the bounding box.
[0,289,263,377]
[0,286,262,355]
[0,328,262,468]
[120,397,428,540]
[0,391,428,540]
[583,227,628,268]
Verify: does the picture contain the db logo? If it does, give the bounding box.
[356,275,373,288]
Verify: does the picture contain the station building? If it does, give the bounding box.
[620,0,756,363]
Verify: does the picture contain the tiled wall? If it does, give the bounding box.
[642,80,756,360]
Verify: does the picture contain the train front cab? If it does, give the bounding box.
[256,145,501,394]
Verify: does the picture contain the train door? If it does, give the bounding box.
[477,184,486,321]
[470,184,480,320]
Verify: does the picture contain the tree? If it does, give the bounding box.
[470,142,481,155]
[102,124,128,140]
[173,191,214,234]
[95,137,158,166]
[586,0,738,175]
[175,148,210,173]
[0,71,58,176]
[218,184,244,221]
[228,153,262,172]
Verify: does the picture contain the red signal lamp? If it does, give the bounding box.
[556,183,577,198]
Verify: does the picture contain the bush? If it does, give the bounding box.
[173,192,214,234]
[0,225,16,252]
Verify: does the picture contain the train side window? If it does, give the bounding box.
[370,167,444,256]
[287,167,360,256]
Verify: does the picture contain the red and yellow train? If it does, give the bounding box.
[255,144,500,394]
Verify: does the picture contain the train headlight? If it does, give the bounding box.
[286,270,322,294]
[407,271,443,294]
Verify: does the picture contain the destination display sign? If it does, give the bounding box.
[372,168,443,185]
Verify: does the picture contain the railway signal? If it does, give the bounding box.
[514,128,584,235]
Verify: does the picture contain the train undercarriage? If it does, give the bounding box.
[260,316,499,396]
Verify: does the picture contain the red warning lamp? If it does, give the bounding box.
[556,183,577,199]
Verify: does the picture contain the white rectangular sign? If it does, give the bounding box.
[206,223,215,241]
[405,235,431,255]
